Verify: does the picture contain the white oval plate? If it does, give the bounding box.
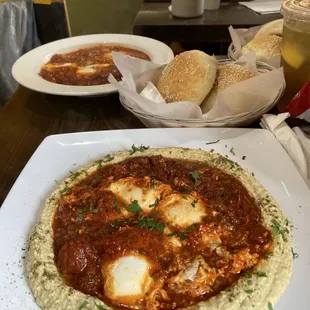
[12,34,174,96]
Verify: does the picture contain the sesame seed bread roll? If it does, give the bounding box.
[156,50,217,105]
[201,64,254,114]
[254,19,283,39]
[241,35,283,62]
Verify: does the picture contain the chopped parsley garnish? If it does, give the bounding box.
[95,304,108,310]
[243,271,252,278]
[206,139,220,145]
[104,154,114,162]
[191,199,198,208]
[210,149,214,153]
[78,209,85,214]
[242,156,246,160]
[167,232,178,237]
[112,197,119,209]
[182,196,188,200]
[230,147,236,155]
[150,178,156,188]
[264,253,273,258]
[149,198,160,208]
[138,216,165,233]
[291,247,299,259]
[180,224,196,241]
[190,171,201,186]
[245,289,254,294]
[256,271,267,277]
[59,186,69,195]
[77,215,84,222]
[130,144,150,155]
[127,200,142,213]
[271,219,288,242]
[251,172,255,177]
[82,169,88,175]
[79,301,88,309]
[90,208,99,214]
[268,302,273,310]
[97,159,103,169]
[69,170,80,180]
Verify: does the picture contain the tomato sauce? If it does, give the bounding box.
[39,44,150,86]
[53,155,272,309]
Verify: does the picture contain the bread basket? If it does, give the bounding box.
[228,28,260,61]
[119,59,285,128]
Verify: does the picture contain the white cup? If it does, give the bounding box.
[205,0,221,10]
[171,0,204,18]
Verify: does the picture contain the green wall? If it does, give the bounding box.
[65,0,143,36]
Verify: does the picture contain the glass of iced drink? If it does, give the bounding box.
[279,0,310,110]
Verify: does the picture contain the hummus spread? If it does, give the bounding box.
[27,148,292,310]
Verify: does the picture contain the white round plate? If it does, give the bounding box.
[12,34,174,96]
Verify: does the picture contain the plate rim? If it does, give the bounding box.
[1,128,310,310]
[12,33,174,96]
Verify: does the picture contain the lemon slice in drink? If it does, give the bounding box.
[282,42,305,69]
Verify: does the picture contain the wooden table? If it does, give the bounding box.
[134,2,282,43]
[0,87,144,206]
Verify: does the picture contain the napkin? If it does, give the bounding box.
[109,52,285,123]
[239,0,282,14]
[260,113,310,187]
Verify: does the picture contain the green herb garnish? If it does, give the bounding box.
[206,139,220,145]
[59,186,69,195]
[97,159,103,169]
[104,154,114,162]
[245,289,254,294]
[79,301,88,310]
[243,271,252,278]
[230,147,236,155]
[268,302,273,310]
[291,247,299,259]
[110,197,120,213]
[191,199,198,208]
[138,216,165,233]
[69,170,80,180]
[82,169,88,175]
[77,215,84,222]
[149,198,160,208]
[256,271,267,277]
[127,200,143,213]
[167,232,178,237]
[242,156,246,160]
[182,196,188,200]
[271,219,288,242]
[180,224,196,241]
[264,253,273,258]
[190,171,201,186]
[95,303,108,310]
[150,178,156,188]
[78,209,85,214]
[91,208,99,214]
[210,149,214,153]
[130,144,150,155]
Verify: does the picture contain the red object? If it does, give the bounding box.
[284,81,310,122]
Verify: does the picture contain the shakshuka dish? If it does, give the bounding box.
[39,44,150,86]
[27,147,292,310]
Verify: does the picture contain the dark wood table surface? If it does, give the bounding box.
[0,87,144,206]
[134,2,282,42]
